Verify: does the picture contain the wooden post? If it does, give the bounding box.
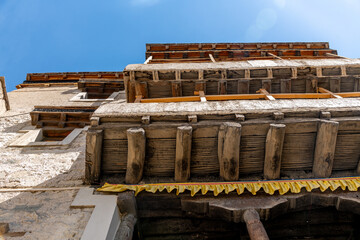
[243,209,269,240]
[125,128,146,184]
[175,126,193,182]
[264,124,286,180]
[117,192,138,240]
[313,120,339,178]
[218,122,242,181]
[0,77,10,111]
[85,130,103,184]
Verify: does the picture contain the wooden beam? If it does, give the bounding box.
[171,81,182,97]
[325,52,350,59]
[0,77,10,111]
[125,128,146,184]
[318,87,342,98]
[267,52,283,60]
[85,130,103,184]
[198,90,207,102]
[280,79,291,93]
[257,89,275,101]
[238,80,250,94]
[144,55,152,64]
[175,126,193,182]
[264,124,286,180]
[243,209,269,240]
[209,54,216,62]
[312,120,339,178]
[218,122,242,181]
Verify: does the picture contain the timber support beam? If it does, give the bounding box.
[218,122,242,181]
[264,124,286,179]
[313,120,339,178]
[175,126,193,182]
[243,209,270,240]
[125,128,146,184]
[85,130,103,185]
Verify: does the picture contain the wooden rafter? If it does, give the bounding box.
[256,88,276,101]
[318,87,342,98]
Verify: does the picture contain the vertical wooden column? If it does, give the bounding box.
[218,122,242,181]
[118,192,138,240]
[85,130,103,184]
[175,126,193,182]
[313,120,339,178]
[126,128,146,184]
[0,77,10,111]
[264,124,286,179]
[243,209,270,240]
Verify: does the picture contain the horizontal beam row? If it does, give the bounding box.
[146,49,337,62]
[85,119,343,184]
[25,72,123,82]
[146,42,330,52]
[124,65,354,82]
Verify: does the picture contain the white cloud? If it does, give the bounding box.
[131,0,161,6]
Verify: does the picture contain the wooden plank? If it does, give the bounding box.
[85,130,103,184]
[264,124,286,179]
[175,126,193,182]
[125,128,146,184]
[312,120,339,177]
[218,122,242,180]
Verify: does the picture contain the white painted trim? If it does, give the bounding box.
[9,127,87,147]
[71,188,121,240]
[70,91,122,102]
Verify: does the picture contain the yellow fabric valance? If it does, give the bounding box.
[97,177,360,196]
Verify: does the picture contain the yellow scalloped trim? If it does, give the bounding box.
[97,177,360,197]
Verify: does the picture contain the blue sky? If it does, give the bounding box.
[1,0,360,91]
